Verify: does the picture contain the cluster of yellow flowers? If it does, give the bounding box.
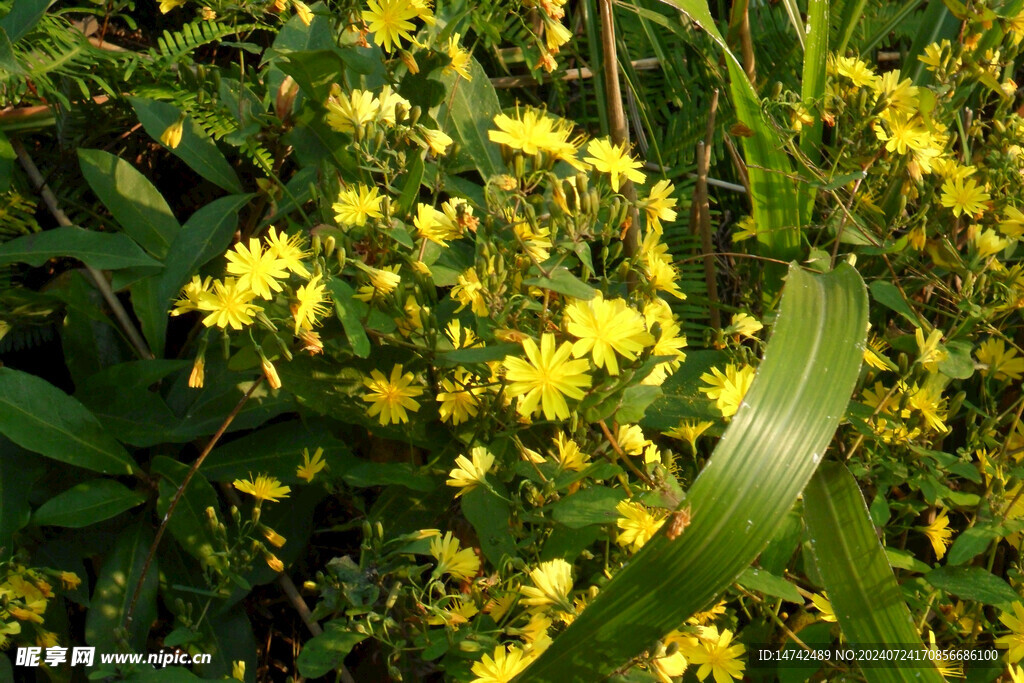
[0,564,80,649]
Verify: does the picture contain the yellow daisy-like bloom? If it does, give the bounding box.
[59,571,81,590]
[725,312,762,339]
[264,226,310,278]
[521,612,553,654]
[972,227,1010,259]
[420,127,453,156]
[689,625,746,683]
[197,278,262,330]
[873,71,919,115]
[225,238,288,300]
[377,85,411,125]
[296,447,327,482]
[863,335,897,371]
[446,446,494,496]
[233,474,291,503]
[171,275,212,315]
[451,268,488,316]
[362,364,423,425]
[430,531,481,581]
[914,327,948,372]
[334,184,384,228]
[470,644,533,683]
[361,0,417,52]
[643,179,678,233]
[976,338,1024,381]
[520,559,573,612]
[615,499,665,552]
[414,203,457,246]
[664,420,713,455]
[551,432,589,471]
[564,294,654,376]
[997,602,1024,663]
[354,262,401,300]
[616,423,650,456]
[445,33,472,80]
[920,509,953,559]
[874,111,929,155]
[160,118,184,149]
[584,137,646,191]
[699,364,756,418]
[436,369,481,425]
[488,107,581,163]
[832,55,879,88]
[426,598,479,627]
[292,273,330,334]
[503,333,592,421]
[325,87,380,133]
[643,253,687,300]
[940,176,990,217]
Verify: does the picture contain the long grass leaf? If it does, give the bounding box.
[517,263,868,680]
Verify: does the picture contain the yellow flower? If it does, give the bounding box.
[863,335,897,371]
[832,55,879,88]
[918,40,949,72]
[0,620,20,649]
[664,420,713,455]
[333,184,384,227]
[520,559,573,612]
[584,137,645,191]
[521,613,553,653]
[972,227,1010,258]
[362,364,423,425]
[430,531,481,581]
[874,111,929,155]
[615,499,665,552]
[225,238,289,300]
[976,338,1024,381]
[293,0,312,24]
[361,0,418,52]
[446,446,494,496]
[436,369,481,425]
[414,203,457,246]
[733,216,756,241]
[233,474,291,502]
[920,509,952,559]
[377,85,411,125]
[873,71,919,115]
[261,525,287,548]
[451,268,488,316]
[488,107,580,163]
[445,33,472,80]
[197,278,262,330]
[810,592,837,622]
[724,312,762,338]
[642,179,678,233]
[642,253,687,300]
[699,364,756,419]
[997,602,1024,663]
[446,319,478,349]
[688,625,746,683]
[231,661,245,681]
[914,327,948,372]
[940,176,990,217]
[503,333,592,421]
[171,275,211,315]
[297,447,327,482]
[260,355,282,390]
[420,127,453,155]
[292,273,329,334]
[426,598,479,627]
[564,294,654,376]
[470,644,533,683]
[158,0,185,13]
[551,432,589,471]
[616,424,650,456]
[160,117,184,149]
[264,226,310,278]
[266,553,285,573]
[354,262,401,300]
[325,87,380,133]
[59,572,81,590]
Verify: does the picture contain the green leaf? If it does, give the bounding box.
[947,522,1003,566]
[937,340,974,379]
[925,566,1020,607]
[297,620,368,678]
[737,567,802,604]
[869,280,919,325]
[549,486,625,529]
[437,343,520,366]
[326,278,371,358]
[658,0,802,260]
[0,440,41,560]
[616,385,662,424]
[463,486,517,565]
[78,148,180,259]
[0,367,138,475]
[129,97,243,193]
[0,226,162,270]
[523,267,597,300]
[0,0,52,43]
[33,479,146,528]
[435,58,504,178]
[804,462,944,683]
[519,263,867,680]
[202,420,353,482]
[0,129,14,192]
[85,522,157,651]
[277,49,348,103]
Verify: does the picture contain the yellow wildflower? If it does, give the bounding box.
[503,334,592,421]
[297,447,327,482]
[699,364,756,419]
[446,446,494,497]
[615,499,665,552]
[430,531,481,581]
[233,474,291,503]
[362,364,423,425]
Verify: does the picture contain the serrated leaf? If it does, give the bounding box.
[521,264,867,680]
[33,479,146,528]
[0,226,161,270]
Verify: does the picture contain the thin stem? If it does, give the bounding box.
[123,377,264,633]
[14,138,155,360]
[598,419,655,487]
